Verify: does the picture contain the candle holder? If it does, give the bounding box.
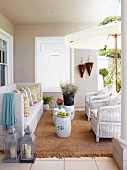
[20,125,36,163]
[3,126,20,163]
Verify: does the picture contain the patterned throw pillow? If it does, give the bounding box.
[106,95,121,106]
[34,85,41,101]
[21,87,34,106]
[30,86,38,104]
[14,89,30,117]
[24,95,30,117]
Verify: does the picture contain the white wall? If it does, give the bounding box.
[14,24,98,108]
[14,24,89,82]
[74,49,98,108]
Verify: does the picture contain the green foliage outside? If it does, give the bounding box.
[98,16,122,92]
[98,45,121,58]
[104,63,121,92]
[43,95,53,105]
[98,16,121,26]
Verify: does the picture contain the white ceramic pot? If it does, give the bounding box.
[55,114,71,138]
[53,108,65,125]
[43,104,49,111]
[64,105,75,120]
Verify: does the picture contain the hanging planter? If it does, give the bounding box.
[85,62,94,76]
[78,64,86,78]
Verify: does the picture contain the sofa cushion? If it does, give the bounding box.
[24,101,43,133]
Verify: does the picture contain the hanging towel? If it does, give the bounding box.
[1,92,16,130]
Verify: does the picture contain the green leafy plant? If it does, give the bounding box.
[99,68,109,86]
[98,16,121,26]
[43,95,53,105]
[99,68,109,77]
[60,83,78,95]
[105,63,121,92]
[98,45,121,58]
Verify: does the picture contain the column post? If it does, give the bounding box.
[113,0,127,169]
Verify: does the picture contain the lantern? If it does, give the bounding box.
[20,125,36,163]
[3,126,20,163]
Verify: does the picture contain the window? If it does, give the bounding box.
[35,37,73,92]
[0,28,13,86]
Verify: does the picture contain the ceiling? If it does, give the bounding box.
[0,0,112,25]
[65,21,121,49]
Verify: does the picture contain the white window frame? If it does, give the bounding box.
[0,28,13,84]
[35,37,74,92]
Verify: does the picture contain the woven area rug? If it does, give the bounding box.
[35,111,113,158]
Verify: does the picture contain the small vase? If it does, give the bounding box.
[58,105,62,110]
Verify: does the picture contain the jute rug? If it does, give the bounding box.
[35,111,113,158]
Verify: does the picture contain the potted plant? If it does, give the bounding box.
[43,95,53,111]
[60,83,78,106]
[56,98,63,109]
[99,68,109,87]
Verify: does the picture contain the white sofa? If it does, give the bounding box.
[0,83,43,150]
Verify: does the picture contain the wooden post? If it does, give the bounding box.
[110,33,121,92]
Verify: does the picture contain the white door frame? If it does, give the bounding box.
[35,37,74,86]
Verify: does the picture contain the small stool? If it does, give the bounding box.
[55,114,71,138]
[64,105,75,120]
[53,108,65,125]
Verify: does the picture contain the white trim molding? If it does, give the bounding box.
[0,28,13,85]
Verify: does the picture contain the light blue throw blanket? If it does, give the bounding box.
[1,92,16,130]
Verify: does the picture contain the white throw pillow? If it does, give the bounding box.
[97,87,108,96]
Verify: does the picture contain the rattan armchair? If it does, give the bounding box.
[85,84,116,121]
[91,99,121,142]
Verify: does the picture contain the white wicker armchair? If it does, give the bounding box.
[85,84,116,121]
[91,100,121,142]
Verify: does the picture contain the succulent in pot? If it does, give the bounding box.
[57,112,69,117]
